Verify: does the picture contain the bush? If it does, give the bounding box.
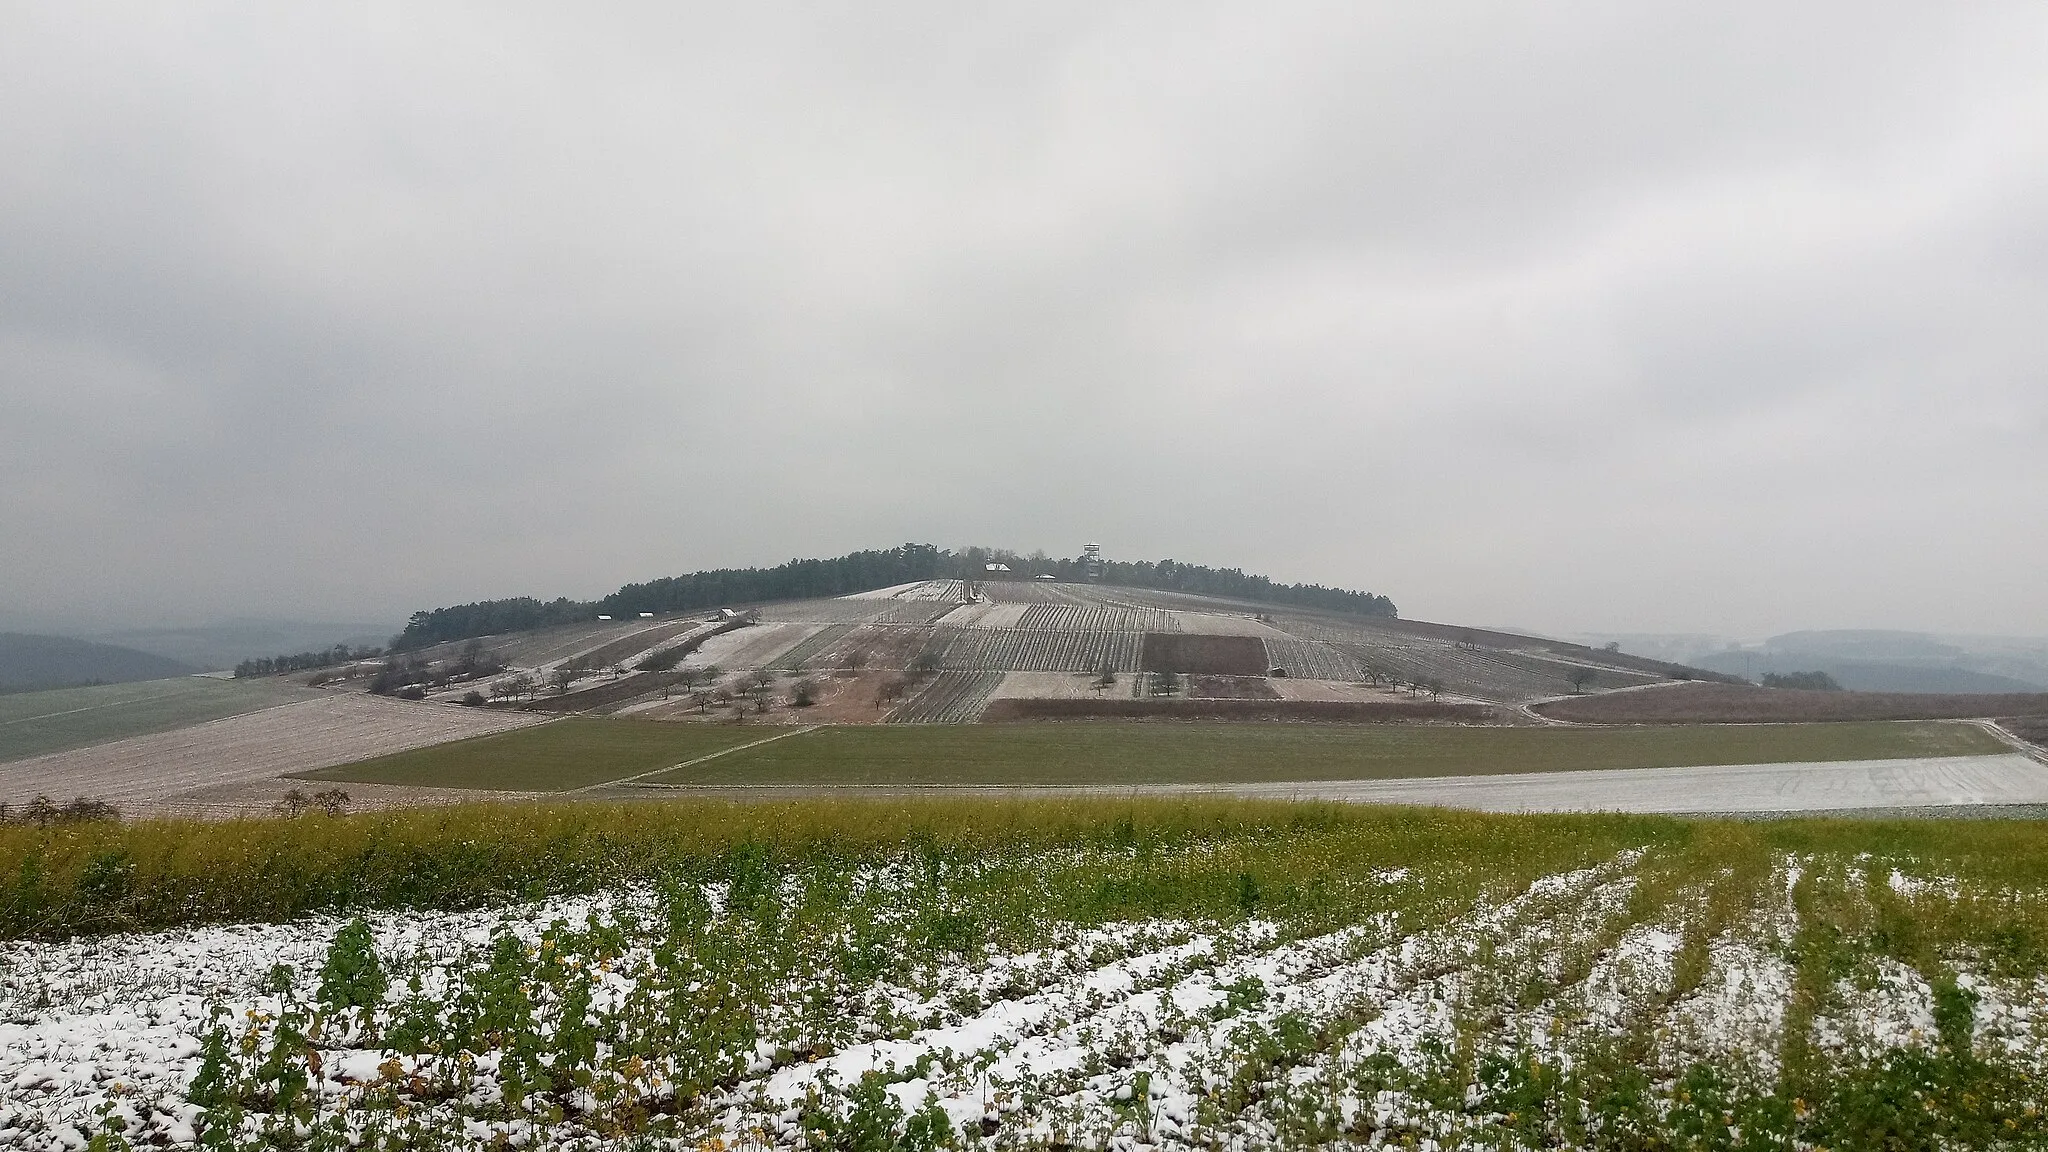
[0,796,120,827]
[636,647,684,672]
[1762,670,1843,691]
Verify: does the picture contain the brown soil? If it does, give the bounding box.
[826,626,936,672]
[573,621,699,669]
[1998,716,2048,747]
[1535,682,2048,724]
[787,672,902,724]
[1140,633,1268,676]
[523,670,682,712]
[1186,676,1281,700]
[979,698,1512,723]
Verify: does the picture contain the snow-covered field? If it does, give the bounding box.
[6,842,2045,1149]
[1143,752,2048,813]
[0,696,546,813]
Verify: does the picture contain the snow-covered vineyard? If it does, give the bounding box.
[5,845,2047,1150]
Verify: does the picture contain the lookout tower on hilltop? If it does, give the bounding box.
[1082,543,1103,582]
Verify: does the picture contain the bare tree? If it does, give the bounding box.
[1568,667,1597,694]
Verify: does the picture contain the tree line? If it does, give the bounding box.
[390,543,1397,650]
[234,644,383,679]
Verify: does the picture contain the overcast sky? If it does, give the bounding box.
[3,2,2044,638]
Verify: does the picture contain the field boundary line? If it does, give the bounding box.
[1977,719,2048,766]
[0,682,257,727]
[575,725,821,792]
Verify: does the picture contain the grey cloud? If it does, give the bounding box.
[2,1,2044,637]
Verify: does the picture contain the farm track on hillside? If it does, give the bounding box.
[1539,682,2048,725]
[886,671,1006,723]
[0,694,546,810]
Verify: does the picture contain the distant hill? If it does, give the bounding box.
[392,544,1398,650]
[0,633,198,693]
[1688,629,2048,694]
[92,618,397,672]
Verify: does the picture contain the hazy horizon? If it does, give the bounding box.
[5,3,2044,639]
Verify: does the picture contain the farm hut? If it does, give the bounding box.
[985,563,1011,573]
[638,612,655,618]
[1035,573,1058,581]
[598,615,613,621]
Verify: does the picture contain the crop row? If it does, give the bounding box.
[926,627,1143,673]
[755,599,907,625]
[765,624,859,671]
[13,826,2048,1152]
[1260,638,1360,681]
[887,671,1007,724]
[1014,604,1179,633]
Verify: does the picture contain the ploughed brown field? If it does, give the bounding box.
[1139,633,1268,675]
[978,698,1510,723]
[2001,715,2048,745]
[1534,681,2048,724]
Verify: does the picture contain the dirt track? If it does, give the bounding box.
[606,752,2048,814]
[0,693,547,813]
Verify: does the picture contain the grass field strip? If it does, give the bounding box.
[5,832,2048,1149]
[586,726,822,792]
[0,690,206,728]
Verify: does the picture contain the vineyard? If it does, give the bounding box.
[756,599,914,626]
[924,627,1144,674]
[886,671,1008,723]
[766,624,862,671]
[1015,604,1179,633]
[1261,638,1363,682]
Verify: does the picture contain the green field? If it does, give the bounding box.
[299,717,2003,792]
[0,676,321,763]
[295,719,788,791]
[7,800,2048,1146]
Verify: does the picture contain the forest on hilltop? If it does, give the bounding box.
[391,544,1396,650]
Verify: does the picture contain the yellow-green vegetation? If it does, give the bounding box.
[0,676,319,763]
[300,716,2001,791]
[0,798,1641,937]
[6,801,2048,1148]
[293,718,778,792]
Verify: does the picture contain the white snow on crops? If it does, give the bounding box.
[3,851,2046,1149]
